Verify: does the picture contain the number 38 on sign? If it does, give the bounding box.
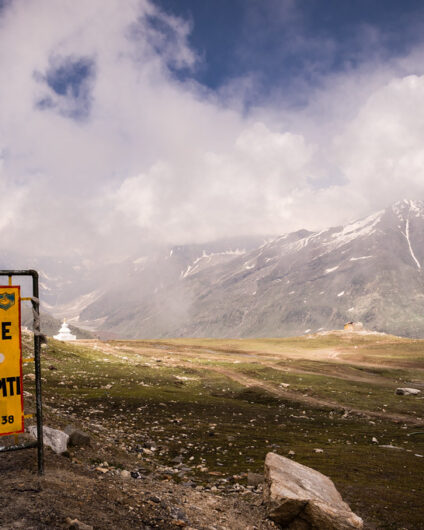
[0,286,24,436]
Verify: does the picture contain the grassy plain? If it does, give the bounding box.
[21,331,424,529]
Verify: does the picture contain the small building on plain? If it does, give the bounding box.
[344,321,363,332]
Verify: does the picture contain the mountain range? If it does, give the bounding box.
[4,199,424,339]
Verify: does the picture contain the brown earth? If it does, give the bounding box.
[0,443,276,530]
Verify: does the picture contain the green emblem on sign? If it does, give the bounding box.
[0,293,15,311]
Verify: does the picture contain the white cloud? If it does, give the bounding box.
[111,123,315,241]
[336,74,424,202]
[0,0,424,260]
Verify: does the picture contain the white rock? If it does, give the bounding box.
[371,437,378,444]
[395,388,421,396]
[28,425,69,454]
[65,517,93,530]
[264,452,363,529]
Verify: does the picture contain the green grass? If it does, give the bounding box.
[19,333,424,530]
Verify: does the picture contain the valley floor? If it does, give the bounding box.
[1,332,423,529]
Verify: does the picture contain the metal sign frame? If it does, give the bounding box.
[0,270,44,475]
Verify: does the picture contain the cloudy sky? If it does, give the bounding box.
[2,0,424,259]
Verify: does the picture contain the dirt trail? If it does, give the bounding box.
[205,366,424,426]
[263,362,393,386]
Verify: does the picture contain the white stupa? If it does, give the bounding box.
[54,319,76,341]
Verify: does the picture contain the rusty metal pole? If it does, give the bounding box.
[30,270,44,475]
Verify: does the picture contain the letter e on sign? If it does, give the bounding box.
[0,286,24,435]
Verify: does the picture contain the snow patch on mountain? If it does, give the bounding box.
[403,217,421,269]
[181,249,246,278]
[396,201,422,269]
[327,210,383,251]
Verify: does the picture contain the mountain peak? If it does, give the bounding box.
[390,199,424,221]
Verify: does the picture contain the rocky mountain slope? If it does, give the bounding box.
[78,199,424,338]
[171,199,424,338]
[3,200,424,338]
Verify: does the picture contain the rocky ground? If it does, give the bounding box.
[0,449,276,529]
[1,332,423,529]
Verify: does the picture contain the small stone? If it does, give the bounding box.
[314,448,324,453]
[65,517,93,530]
[121,470,131,478]
[95,467,108,473]
[288,450,295,456]
[182,480,196,487]
[64,426,91,447]
[247,472,263,486]
[371,437,378,444]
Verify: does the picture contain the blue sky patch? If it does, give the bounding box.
[46,56,94,99]
[36,55,95,120]
[0,0,11,14]
[153,0,424,104]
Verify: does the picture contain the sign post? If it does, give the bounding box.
[0,286,24,436]
[0,270,43,475]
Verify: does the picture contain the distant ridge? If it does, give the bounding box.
[7,200,424,339]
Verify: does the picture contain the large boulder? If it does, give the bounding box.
[28,425,69,454]
[395,388,421,396]
[264,452,363,529]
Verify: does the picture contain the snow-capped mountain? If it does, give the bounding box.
[75,199,424,338]
[5,200,424,338]
[171,198,424,338]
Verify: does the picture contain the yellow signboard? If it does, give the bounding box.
[0,286,24,435]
